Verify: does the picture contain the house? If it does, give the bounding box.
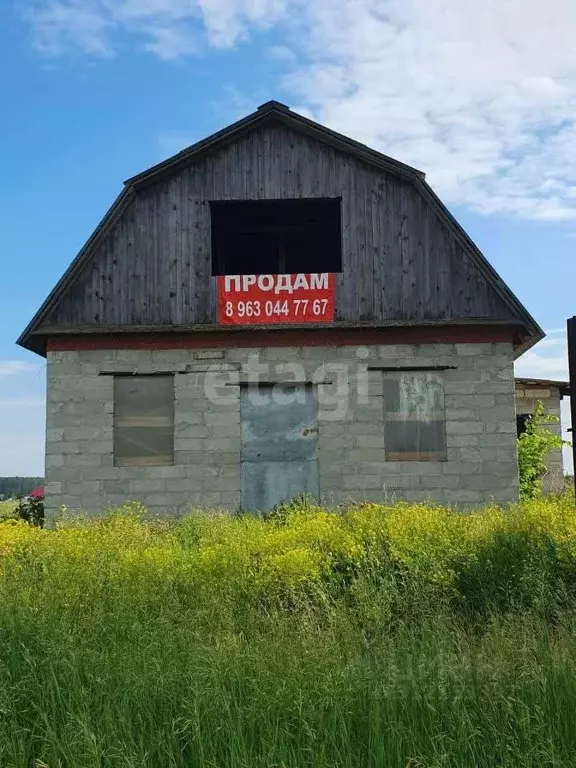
[18,101,544,517]
[515,378,570,492]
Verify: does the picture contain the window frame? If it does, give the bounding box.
[210,197,343,277]
[382,370,447,462]
[113,374,175,468]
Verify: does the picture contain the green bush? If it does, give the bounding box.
[518,400,567,500]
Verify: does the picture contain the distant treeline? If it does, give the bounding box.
[0,478,44,499]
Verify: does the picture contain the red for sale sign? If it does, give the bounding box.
[217,273,336,325]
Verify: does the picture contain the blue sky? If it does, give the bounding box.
[2,0,575,476]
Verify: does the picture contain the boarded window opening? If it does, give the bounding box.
[114,376,174,467]
[383,372,447,461]
[210,198,342,276]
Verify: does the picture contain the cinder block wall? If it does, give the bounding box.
[45,341,518,516]
[515,384,564,493]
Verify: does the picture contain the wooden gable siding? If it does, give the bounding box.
[44,122,515,329]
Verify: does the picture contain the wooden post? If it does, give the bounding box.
[568,317,576,500]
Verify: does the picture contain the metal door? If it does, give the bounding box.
[240,383,319,511]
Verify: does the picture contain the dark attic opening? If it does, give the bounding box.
[210,198,342,276]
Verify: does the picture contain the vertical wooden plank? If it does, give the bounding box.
[145,191,157,324]
[171,176,181,324]
[406,187,423,321]
[357,166,370,320]
[388,176,404,319]
[179,167,190,323]
[425,201,437,321]
[371,171,384,321]
[417,192,430,321]
[342,154,353,320]
[93,239,105,325]
[189,164,204,323]
[263,126,272,199]
[400,183,415,321]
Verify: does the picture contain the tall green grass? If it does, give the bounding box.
[0,497,575,767]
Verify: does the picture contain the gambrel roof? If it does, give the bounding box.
[18,100,543,356]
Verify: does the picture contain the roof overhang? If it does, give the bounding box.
[515,378,571,398]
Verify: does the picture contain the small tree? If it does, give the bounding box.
[517,400,568,500]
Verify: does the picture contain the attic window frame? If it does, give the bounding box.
[210,197,343,277]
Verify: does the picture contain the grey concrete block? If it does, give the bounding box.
[203,437,239,452]
[343,475,385,490]
[415,343,455,357]
[193,349,226,360]
[164,479,204,493]
[444,382,476,396]
[481,434,515,447]
[100,480,130,494]
[484,422,517,435]
[47,467,83,482]
[349,448,386,463]
[48,351,78,364]
[204,412,240,426]
[456,343,494,356]
[447,409,478,421]
[447,447,482,463]
[64,453,104,468]
[419,474,460,490]
[213,476,241,492]
[66,481,102,496]
[318,448,350,463]
[175,411,203,426]
[355,435,385,449]
[175,426,211,439]
[389,461,444,475]
[127,479,167,494]
[463,474,513,491]
[206,451,239,465]
[442,461,482,476]
[346,422,384,436]
[317,423,347,437]
[46,454,64,469]
[446,422,483,435]
[494,446,518,461]
[446,435,481,448]
[211,424,242,438]
[320,475,345,490]
[82,441,113,455]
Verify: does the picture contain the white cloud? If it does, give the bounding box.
[267,44,296,63]
[25,0,116,56]
[23,0,576,222]
[515,350,569,381]
[25,0,291,56]
[0,361,42,377]
[142,24,199,59]
[515,332,569,382]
